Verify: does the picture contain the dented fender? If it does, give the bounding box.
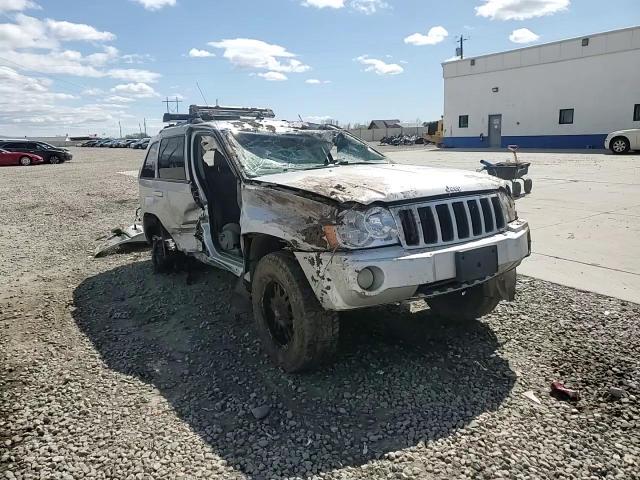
[240,183,339,251]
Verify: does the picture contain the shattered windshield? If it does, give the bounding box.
[228,130,388,177]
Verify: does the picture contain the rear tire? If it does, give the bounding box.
[19,156,31,166]
[251,251,339,372]
[151,236,175,273]
[427,273,513,322]
[610,137,630,155]
[49,155,61,164]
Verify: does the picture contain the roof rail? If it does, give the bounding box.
[162,104,275,123]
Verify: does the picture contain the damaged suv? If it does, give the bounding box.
[139,105,530,372]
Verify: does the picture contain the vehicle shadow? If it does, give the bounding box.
[73,260,515,478]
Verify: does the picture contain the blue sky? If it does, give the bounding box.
[1,0,639,136]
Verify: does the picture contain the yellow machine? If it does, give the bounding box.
[424,119,444,147]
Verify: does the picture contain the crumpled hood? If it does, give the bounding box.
[253,163,505,204]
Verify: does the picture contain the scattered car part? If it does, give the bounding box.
[550,381,580,401]
[95,210,147,257]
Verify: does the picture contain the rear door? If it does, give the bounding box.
[0,150,17,165]
[155,135,202,252]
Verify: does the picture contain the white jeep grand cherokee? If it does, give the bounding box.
[139,105,531,372]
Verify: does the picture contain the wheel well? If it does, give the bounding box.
[142,213,163,243]
[611,136,629,146]
[243,234,289,279]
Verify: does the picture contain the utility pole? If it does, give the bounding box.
[139,122,142,138]
[143,118,147,136]
[456,35,469,59]
[118,120,122,138]
[174,96,183,113]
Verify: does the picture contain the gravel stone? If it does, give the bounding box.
[1,148,639,480]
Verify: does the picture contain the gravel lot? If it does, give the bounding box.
[1,147,639,480]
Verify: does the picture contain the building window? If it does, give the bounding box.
[470,59,476,66]
[582,38,589,47]
[559,109,574,125]
[634,104,640,121]
[459,115,469,128]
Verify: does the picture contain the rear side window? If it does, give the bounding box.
[140,142,159,179]
[158,136,186,181]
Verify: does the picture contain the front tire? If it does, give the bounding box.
[49,155,61,164]
[610,137,630,155]
[427,271,515,322]
[19,156,31,166]
[251,251,339,372]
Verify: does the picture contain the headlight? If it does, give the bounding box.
[332,207,399,249]
[498,190,517,222]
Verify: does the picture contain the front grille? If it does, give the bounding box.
[392,193,505,249]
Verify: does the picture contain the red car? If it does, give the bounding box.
[0,148,44,166]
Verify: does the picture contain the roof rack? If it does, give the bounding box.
[163,104,276,123]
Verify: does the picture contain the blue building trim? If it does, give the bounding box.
[443,134,607,149]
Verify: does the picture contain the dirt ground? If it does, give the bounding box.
[1,147,639,479]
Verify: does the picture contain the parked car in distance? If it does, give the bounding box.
[139,105,531,372]
[131,138,150,149]
[0,140,72,164]
[0,148,44,166]
[95,139,113,147]
[605,129,640,154]
[80,140,100,147]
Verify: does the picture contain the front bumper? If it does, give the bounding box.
[295,219,530,311]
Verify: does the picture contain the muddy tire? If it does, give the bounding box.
[251,251,339,372]
[151,236,174,274]
[427,274,509,322]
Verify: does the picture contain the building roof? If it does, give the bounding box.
[368,119,401,129]
[443,25,640,78]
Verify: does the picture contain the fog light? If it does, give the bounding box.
[357,268,375,290]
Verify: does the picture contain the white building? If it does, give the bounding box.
[442,26,640,149]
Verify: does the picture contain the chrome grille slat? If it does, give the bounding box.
[447,203,459,241]
[391,194,506,250]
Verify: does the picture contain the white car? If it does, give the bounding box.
[138,105,531,372]
[604,129,640,154]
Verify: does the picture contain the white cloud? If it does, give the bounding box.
[305,78,331,84]
[121,53,154,64]
[302,0,344,8]
[82,88,105,96]
[0,13,56,50]
[45,19,115,42]
[110,82,159,98]
[509,27,540,43]
[0,67,129,135]
[475,0,569,20]
[0,0,39,12]
[404,26,448,46]
[258,71,287,81]
[355,55,403,75]
[188,48,215,58]
[105,95,136,103]
[351,0,388,14]
[86,46,120,66]
[133,0,176,11]
[209,38,310,74]
[108,68,161,83]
